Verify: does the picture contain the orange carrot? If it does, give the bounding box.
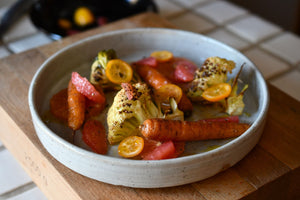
[50,88,68,122]
[136,64,170,89]
[67,80,85,130]
[140,118,250,141]
[136,64,193,114]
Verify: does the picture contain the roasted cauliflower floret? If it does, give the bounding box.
[187,57,235,102]
[107,83,162,144]
[90,49,119,90]
[90,49,141,91]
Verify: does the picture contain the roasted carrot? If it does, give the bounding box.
[67,80,85,130]
[136,64,193,114]
[201,116,240,123]
[50,88,68,122]
[136,64,170,89]
[140,118,250,141]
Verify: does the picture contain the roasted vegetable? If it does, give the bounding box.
[224,64,248,115]
[107,83,163,144]
[140,118,250,141]
[187,57,235,102]
[90,49,141,90]
[136,63,193,114]
[161,98,184,121]
[90,49,119,90]
[67,80,85,131]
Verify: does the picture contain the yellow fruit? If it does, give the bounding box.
[118,136,144,158]
[150,50,173,62]
[154,83,183,105]
[106,59,133,84]
[74,7,95,27]
[202,83,232,102]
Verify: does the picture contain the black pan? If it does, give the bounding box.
[29,0,158,40]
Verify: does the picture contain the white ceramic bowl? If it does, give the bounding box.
[28,28,269,188]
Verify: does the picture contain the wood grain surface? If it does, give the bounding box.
[0,12,299,200]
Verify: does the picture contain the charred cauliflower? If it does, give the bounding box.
[90,49,119,90]
[187,57,235,102]
[187,57,248,116]
[107,83,162,144]
[90,49,141,91]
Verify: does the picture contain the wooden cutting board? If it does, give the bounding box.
[0,12,299,200]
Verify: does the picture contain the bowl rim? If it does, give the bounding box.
[28,27,270,167]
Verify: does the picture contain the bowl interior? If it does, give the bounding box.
[30,28,268,158]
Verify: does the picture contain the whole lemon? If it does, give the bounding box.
[74,7,95,27]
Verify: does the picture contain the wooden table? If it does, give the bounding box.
[0,13,299,200]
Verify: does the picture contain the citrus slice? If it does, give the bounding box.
[50,88,68,122]
[71,72,105,104]
[118,136,144,158]
[150,50,173,62]
[82,120,108,155]
[105,59,133,84]
[202,83,232,102]
[74,7,95,27]
[154,83,183,105]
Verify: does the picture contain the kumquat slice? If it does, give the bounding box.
[154,83,183,105]
[202,83,232,102]
[118,136,144,158]
[150,50,173,62]
[106,59,133,84]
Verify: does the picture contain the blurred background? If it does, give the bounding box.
[228,0,300,35]
[1,0,300,41]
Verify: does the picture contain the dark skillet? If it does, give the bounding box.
[29,0,158,40]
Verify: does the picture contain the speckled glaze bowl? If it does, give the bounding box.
[28,28,269,188]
